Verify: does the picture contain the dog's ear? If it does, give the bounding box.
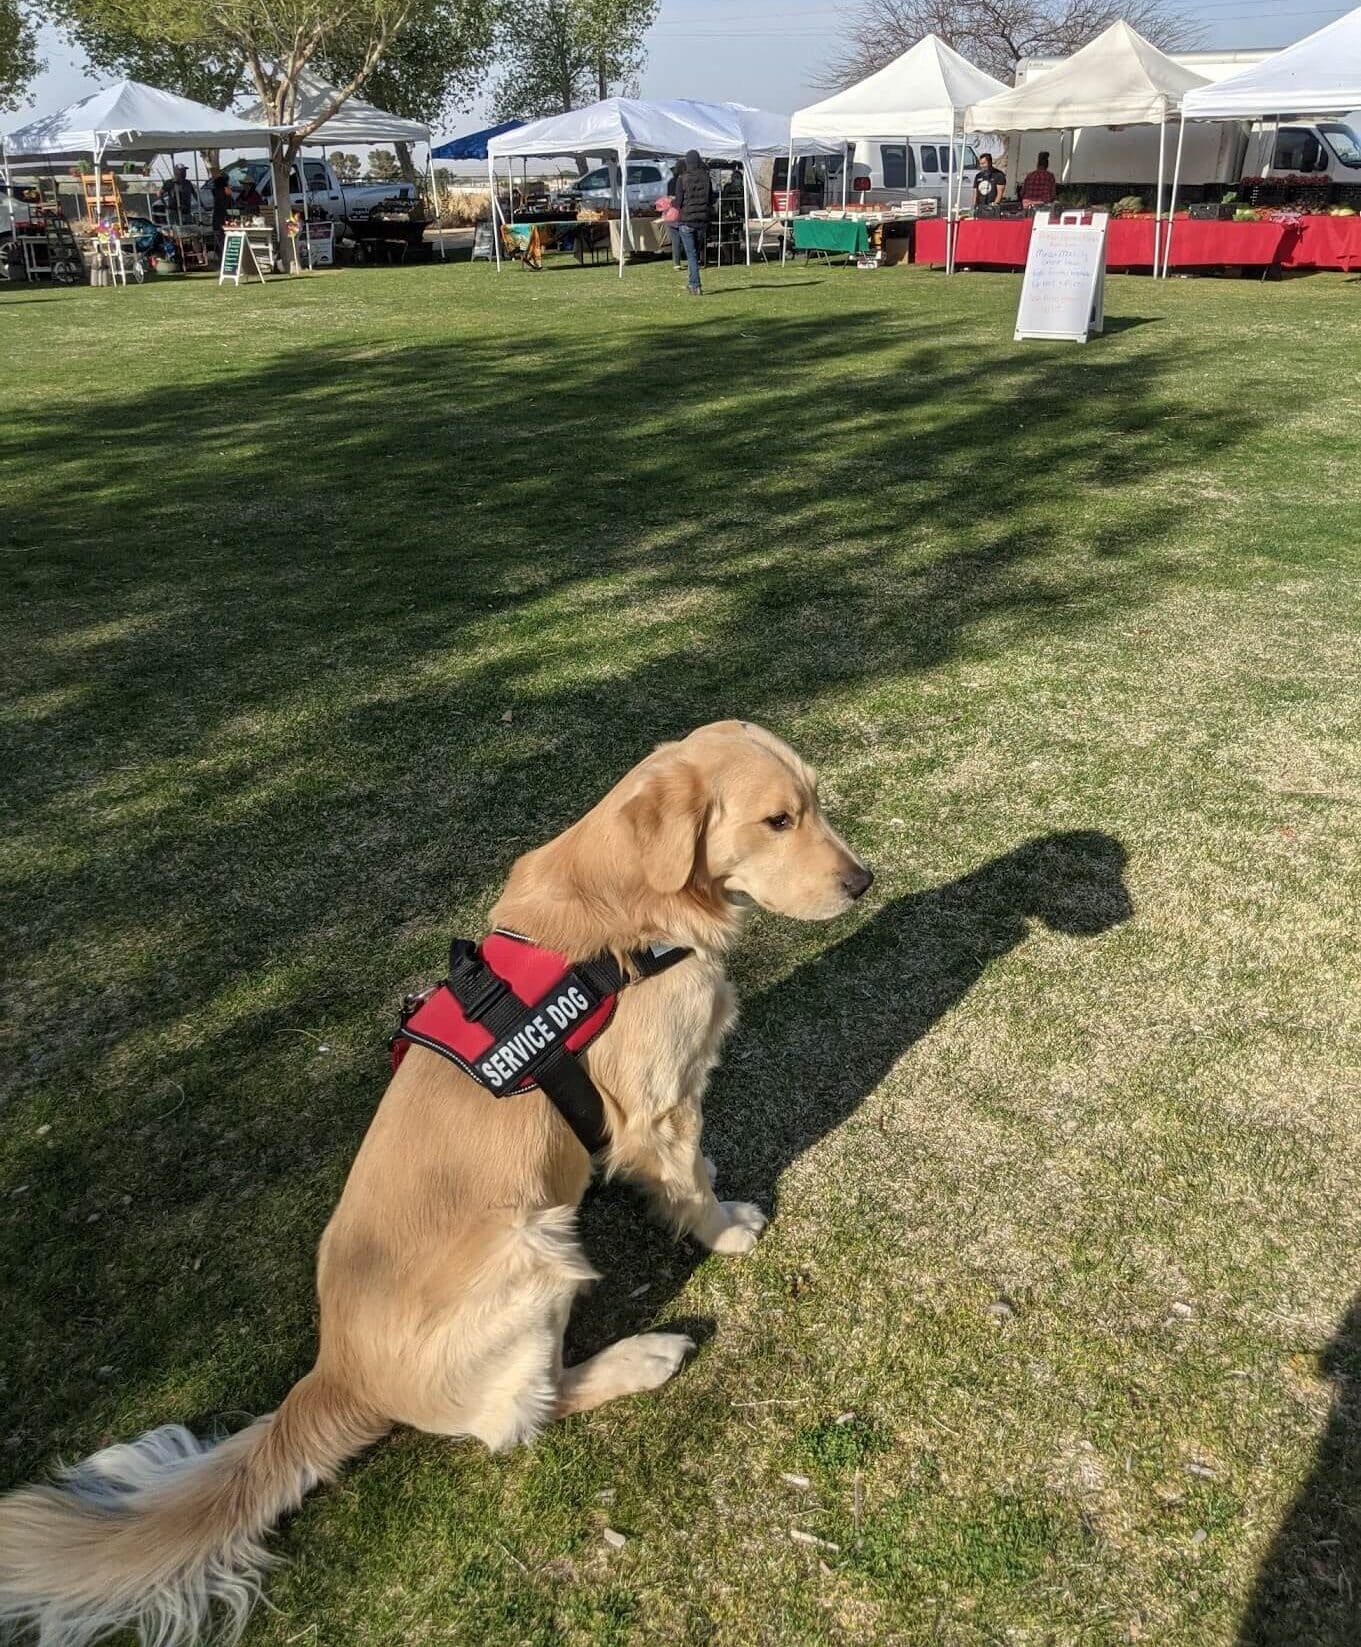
[622,758,709,895]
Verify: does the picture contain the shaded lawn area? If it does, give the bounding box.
[2,259,1360,1646]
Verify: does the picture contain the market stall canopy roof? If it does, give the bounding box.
[239,71,429,144]
[485,98,842,161]
[431,120,525,161]
[1182,5,1361,118]
[791,34,1007,139]
[1,79,284,160]
[966,22,1209,131]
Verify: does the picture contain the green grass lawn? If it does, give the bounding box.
[2,256,1360,1646]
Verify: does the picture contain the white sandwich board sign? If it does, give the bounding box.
[1014,212,1108,343]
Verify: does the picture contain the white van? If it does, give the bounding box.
[768,138,983,213]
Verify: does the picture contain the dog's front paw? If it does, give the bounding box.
[709,1200,767,1255]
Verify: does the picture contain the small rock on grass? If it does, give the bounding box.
[986,1299,1016,1326]
[789,1529,839,1551]
[602,1528,627,1550]
[780,1472,811,1489]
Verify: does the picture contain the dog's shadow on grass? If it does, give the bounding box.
[1237,1295,1361,1646]
[567,827,1132,1360]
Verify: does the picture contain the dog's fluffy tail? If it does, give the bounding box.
[0,1372,387,1647]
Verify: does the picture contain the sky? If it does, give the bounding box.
[2,0,1354,139]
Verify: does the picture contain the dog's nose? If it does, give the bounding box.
[843,864,874,900]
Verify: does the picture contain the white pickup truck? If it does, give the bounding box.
[208,157,420,228]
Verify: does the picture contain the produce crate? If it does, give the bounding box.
[1188,203,1236,221]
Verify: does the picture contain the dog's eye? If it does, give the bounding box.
[766,813,793,832]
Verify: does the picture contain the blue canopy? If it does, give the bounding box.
[431,120,525,161]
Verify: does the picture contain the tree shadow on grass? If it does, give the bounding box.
[1237,1297,1361,1646]
[0,288,1234,1475]
[567,828,1132,1358]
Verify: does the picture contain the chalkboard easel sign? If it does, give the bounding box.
[1014,212,1108,343]
[218,229,268,287]
[471,221,494,262]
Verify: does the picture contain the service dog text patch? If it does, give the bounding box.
[478,982,593,1089]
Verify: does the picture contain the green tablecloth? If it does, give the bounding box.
[793,217,871,256]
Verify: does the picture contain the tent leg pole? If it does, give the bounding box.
[1154,108,1166,282]
[489,155,501,270]
[782,138,792,265]
[945,118,954,275]
[1164,113,1186,278]
[429,151,445,260]
[743,162,752,266]
[616,146,626,281]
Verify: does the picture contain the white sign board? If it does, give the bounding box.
[1014,212,1108,343]
[299,220,335,268]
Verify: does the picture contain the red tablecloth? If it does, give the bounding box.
[915,217,1292,270]
[1278,216,1361,270]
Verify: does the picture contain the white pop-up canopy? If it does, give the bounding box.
[239,70,429,145]
[1163,8,1361,275]
[486,97,816,163]
[790,34,1007,271]
[485,97,839,276]
[2,78,282,164]
[240,70,444,253]
[792,33,1007,139]
[1181,5,1361,118]
[967,23,1209,276]
[966,21,1208,130]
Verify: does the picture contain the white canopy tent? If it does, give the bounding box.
[1163,7,1361,273]
[240,71,443,253]
[485,98,838,276]
[240,70,429,146]
[967,22,1209,273]
[790,34,1008,273]
[1,79,284,215]
[1181,6,1361,120]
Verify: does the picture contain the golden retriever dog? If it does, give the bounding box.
[0,720,871,1647]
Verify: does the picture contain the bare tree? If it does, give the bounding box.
[820,0,1203,90]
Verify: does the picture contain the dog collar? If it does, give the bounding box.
[390,930,691,1154]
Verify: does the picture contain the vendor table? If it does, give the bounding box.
[502,219,607,269]
[915,215,1361,273]
[792,216,870,257]
[609,217,670,258]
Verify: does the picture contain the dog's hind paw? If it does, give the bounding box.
[710,1200,767,1255]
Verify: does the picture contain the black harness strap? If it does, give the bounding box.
[442,937,690,1156]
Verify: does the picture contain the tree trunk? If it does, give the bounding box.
[270,138,301,274]
[395,141,419,186]
[597,57,606,99]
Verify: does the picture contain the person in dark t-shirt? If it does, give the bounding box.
[972,153,1007,209]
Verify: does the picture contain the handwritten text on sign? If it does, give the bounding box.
[1015,215,1107,343]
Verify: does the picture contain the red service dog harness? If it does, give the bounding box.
[391,931,690,1154]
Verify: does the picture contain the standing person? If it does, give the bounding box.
[674,147,711,296]
[159,164,196,225]
[210,170,232,257]
[667,155,687,270]
[972,152,1007,210]
[1021,150,1057,207]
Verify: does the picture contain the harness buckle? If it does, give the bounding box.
[447,939,510,1023]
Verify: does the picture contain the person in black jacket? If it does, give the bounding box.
[674,148,711,295]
